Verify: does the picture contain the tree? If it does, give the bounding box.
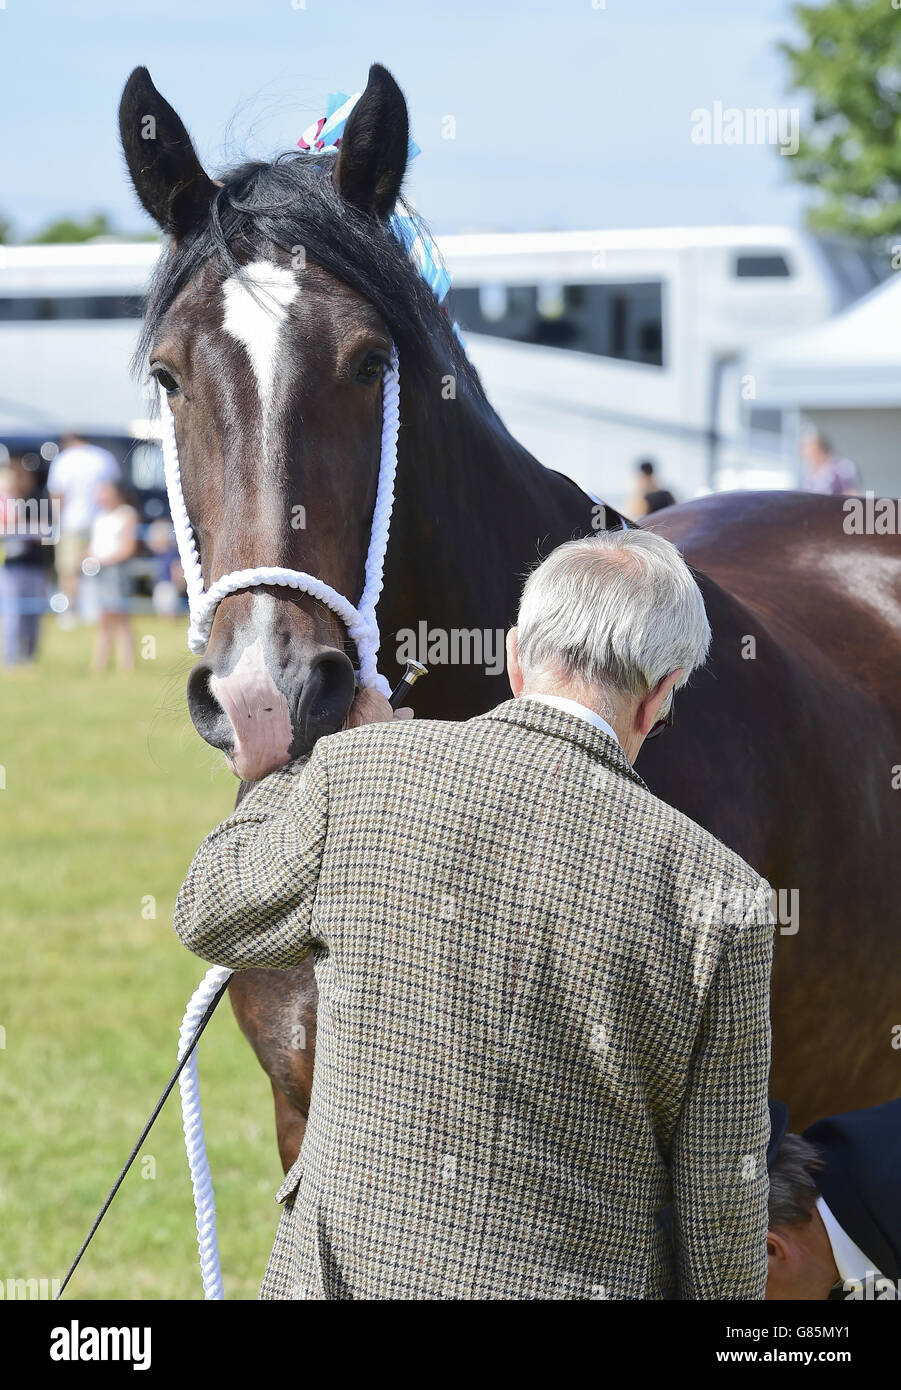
[0,212,12,244]
[780,0,901,240]
[27,212,114,245]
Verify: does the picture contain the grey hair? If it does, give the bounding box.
[768,1133,825,1228]
[515,528,711,711]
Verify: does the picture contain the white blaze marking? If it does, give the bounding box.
[222,259,298,424]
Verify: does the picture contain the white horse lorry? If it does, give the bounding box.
[0,228,880,513]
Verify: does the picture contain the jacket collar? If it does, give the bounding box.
[478,697,649,791]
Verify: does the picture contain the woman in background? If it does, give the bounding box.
[89,479,138,673]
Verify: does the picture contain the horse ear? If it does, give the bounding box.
[118,66,217,239]
[332,64,409,220]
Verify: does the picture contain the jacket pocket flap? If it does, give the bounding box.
[274,1156,303,1204]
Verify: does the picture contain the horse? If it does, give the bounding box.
[119,63,901,1168]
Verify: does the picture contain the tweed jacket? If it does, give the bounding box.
[174,698,775,1301]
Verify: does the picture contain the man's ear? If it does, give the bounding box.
[119,66,218,239]
[332,64,409,219]
[638,669,681,736]
[767,1230,790,1262]
[765,1228,792,1299]
[506,628,524,697]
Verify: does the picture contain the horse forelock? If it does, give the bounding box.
[135,151,473,395]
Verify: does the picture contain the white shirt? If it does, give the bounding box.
[47,444,120,534]
[523,693,620,747]
[90,504,137,564]
[817,1196,894,1295]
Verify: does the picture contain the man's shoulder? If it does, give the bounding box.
[321,711,770,913]
[323,713,472,760]
[320,708,543,781]
[638,778,755,868]
[639,787,772,918]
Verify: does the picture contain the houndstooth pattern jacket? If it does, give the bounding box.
[174,698,775,1301]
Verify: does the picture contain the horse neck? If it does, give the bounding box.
[381,363,592,636]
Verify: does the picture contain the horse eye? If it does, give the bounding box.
[151,364,180,395]
[356,353,386,383]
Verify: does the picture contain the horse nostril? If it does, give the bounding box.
[186,661,235,752]
[186,648,355,761]
[294,649,356,753]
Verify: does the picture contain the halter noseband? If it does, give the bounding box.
[159,340,400,697]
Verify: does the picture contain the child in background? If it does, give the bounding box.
[88,479,138,673]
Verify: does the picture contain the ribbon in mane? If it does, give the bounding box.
[298,89,462,340]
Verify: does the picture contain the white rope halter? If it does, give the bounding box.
[159,340,401,696]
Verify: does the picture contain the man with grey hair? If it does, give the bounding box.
[175,527,775,1301]
[509,527,711,758]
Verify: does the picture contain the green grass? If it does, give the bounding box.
[0,617,287,1300]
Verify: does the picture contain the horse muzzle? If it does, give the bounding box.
[186,640,356,780]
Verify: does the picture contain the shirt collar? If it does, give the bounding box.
[817,1196,885,1287]
[522,693,621,747]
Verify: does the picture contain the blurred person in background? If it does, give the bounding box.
[801,431,860,497]
[88,479,138,673]
[0,458,48,666]
[146,518,187,618]
[625,459,677,518]
[47,432,120,624]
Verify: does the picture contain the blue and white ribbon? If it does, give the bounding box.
[298,89,421,160]
[390,208,452,306]
[298,89,462,341]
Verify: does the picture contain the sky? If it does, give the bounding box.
[0,0,812,239]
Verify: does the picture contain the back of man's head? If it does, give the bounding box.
[515,528,711,717]
[769,1133,824,1229]
[766,1133,836,1299]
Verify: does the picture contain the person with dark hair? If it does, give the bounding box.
[766,1098,901,1300]
[626,458,677,518]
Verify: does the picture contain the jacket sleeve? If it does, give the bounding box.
[173,742,329,970]
[670,877,775,1300]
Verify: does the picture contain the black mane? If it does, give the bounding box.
[136,149,480,395]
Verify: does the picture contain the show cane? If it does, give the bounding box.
[389,659,428,710]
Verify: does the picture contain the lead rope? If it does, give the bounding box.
[177,965,233,1300]
[164,341,402,1297]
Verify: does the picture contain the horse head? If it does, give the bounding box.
[119,63,444,780]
